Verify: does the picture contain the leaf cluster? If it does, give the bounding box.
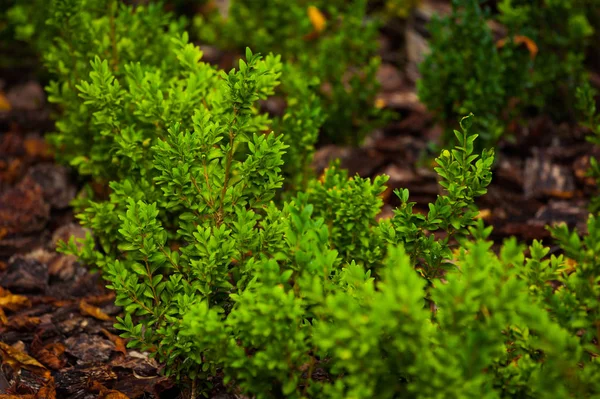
[194,0,389,146]
[63,100,503,396]
[418,0,598,149]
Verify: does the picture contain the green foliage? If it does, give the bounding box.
[63,46,289,381]
[548,216,600,358]
[298,162,389,267]
[42,0,186,177]
[1,0,52,70]
[54,32,600,393]
[195,0,388,146]
[498,0,596,120]
[32,1,600,398]
[33,0,322,199]
[62,103,499,396]
[379,114,494,279]
[3,0,47,44]
[273,63,326,191]
[381,0,421,19]
[576,83,600,212]
[418,0,597,148]
[418,0,509,147]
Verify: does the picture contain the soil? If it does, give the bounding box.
[1,4,599,399]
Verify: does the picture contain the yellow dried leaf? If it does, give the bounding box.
[476,209,492,220]
[308,6,326,33]
[0,288,31,312]
[562,257,578,274]
[0,93,11,111]
[79,300,112,321]
[103,392,131,399]
[35,380,56,399]
[90,381,131,399]
[0,341,48,376]
[7,315,41,330]
[23,138,52,159]
[497,35,538,59]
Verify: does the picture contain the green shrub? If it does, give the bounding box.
[34,0,321,198]
[575,81,600,213]
[62,104,600,397]
[498,0,596,120]
[42,0,186,177]
[195,0,388,146]
[63,107,497,396]
[418,0,509,148]
[418,0,597,148]
[30,2,600,397]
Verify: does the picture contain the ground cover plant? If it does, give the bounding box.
[418,0,599,148]
[3,0,322,193]
[1,0,600,398]
[194,0,388,146]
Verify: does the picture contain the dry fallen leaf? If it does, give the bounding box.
[23,138,52,159]
[84,292,116,306]
[90,381,131,399]
[0,288,31,312]
[103,392,131,399]
[308,6,326,33]
[497,35,538,59]
[0,341,49,379]
[79,300,112,321]
[561,257,578,274]
[6,315,41,330]
[476,209,492,220]
[0,93,11,111]
[35,379,56,399]
[35,343,66,370]
[101,328,127,355]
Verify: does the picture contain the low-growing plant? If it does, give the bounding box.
[418,0,510,148]
[576,83,600,212]
[33,0,321,198]
[63,107,502,396]
[31,2,600,398]
[195,0,388,146]
[498,0,596,121]
[62,107,600,397]
[419,0,597,149]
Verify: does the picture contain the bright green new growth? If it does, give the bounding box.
[378,114,494,279]
[196,0,388,146]
[64,101,507,396]
[17,0,318,196]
